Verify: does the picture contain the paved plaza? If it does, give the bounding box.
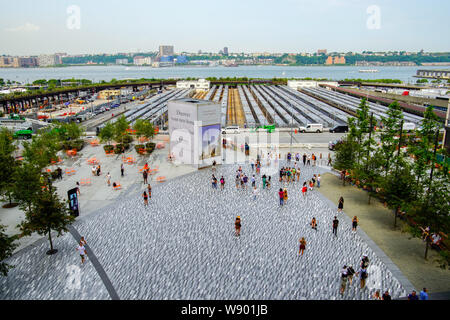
[0,158,410,300]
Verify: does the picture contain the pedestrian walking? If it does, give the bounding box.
[360,255,370,269]
[106,172,111,186]
[147,184,152,199]
[302,183,307,197]
[252,186,259,200]
[96,165,101,176]
[121,163,124,177]
[340,266,348,294]
[352,216,359,232]
[143,191,148,206]
[143,170,148,184]
[408,291,419,300]
[382,291,392,301]
[338,196,344,213]
[57,167,63,180]
[346,266,355,284]
[262,174,267,189]
[212,175,218,189]
[251,175,256,188]
[317,174,321,188]
[266,176,271,189]
[278,188,284,206]
[212,160,216,173]
[332,216,339,237]
[220,176,225,190]
[419,288,428,300]
[303,153,307,166]
[310,217,317,231]
[235,174,240,189]
[358,267,368,289]
[283,188,288,204]
[251,160,255,172]
[306,154,311,166]
[298,237,306,256]
[372,291,382,300]
[235,216,241,237]
[328,153,332,166]
[80,236,87,246]
[92,165,96,176]
[76,241,87,264]
[243,174,248,189]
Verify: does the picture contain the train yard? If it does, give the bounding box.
[92,83,430,133]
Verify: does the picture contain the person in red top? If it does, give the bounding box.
[302,183,307,197]
[278,188,284,206]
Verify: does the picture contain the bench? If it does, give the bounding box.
[65,168,76,176]
[156,176,166,183]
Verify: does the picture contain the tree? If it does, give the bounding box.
[114,115,130,144]
[98,121,115,145]
[18,185,74,255]
[0,225,17,276]
[355,98,370,165]
[409,106,441,198]
[379,101,404,176]
[133,119,155,141]
[0,128,18,207]
[22,130,59,170]
[333,135,357,186]
[12,162,43,215]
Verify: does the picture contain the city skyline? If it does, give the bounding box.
[1,0,449,55]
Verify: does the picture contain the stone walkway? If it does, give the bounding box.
[1,162,410,300]
[317,173,450,294]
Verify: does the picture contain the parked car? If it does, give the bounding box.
[402,122,416,132]
[299,123,323,133]
[329,125,348,133]
[222,126,240,134]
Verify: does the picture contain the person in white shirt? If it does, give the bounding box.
[76,241,87,264]
[317,174,321,188]
[106,173,111,186]
[252,186,259,200]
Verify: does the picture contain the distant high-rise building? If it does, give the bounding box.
[317,49,327,55]
[38,54,60,67]
[223,47,229,56]
[116,59,129,65]
[133,56,152,66]
[159,45,174,57]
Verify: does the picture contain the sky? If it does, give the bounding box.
[0,0,449,55]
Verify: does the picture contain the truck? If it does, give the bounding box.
[13,128,33,139]
[299,123,324,133]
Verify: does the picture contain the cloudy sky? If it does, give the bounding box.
[1,0,449,55]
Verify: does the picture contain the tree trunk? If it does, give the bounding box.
[394,207,398,229]
[424,237,429,260]
[48,226,53,251]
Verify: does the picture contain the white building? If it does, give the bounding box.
[116,59,129,65]
[176,79,210,90]
[38,54,61,67]
[133,56,152,66]
[287,80,339,89]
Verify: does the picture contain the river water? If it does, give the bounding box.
[1,65,448,84]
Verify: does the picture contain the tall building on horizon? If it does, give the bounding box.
[317,49,327,55]
[159,45,174,57]
[223,47,229,56]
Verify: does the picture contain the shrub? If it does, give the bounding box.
[135,144,146,154]
[122,134,133,144]
[103,145,114,153]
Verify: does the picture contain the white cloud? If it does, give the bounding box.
[5,23,40,32]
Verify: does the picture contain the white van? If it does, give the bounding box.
[299,123,323,133]
[222,126,240,134]
[402,122,416,132]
